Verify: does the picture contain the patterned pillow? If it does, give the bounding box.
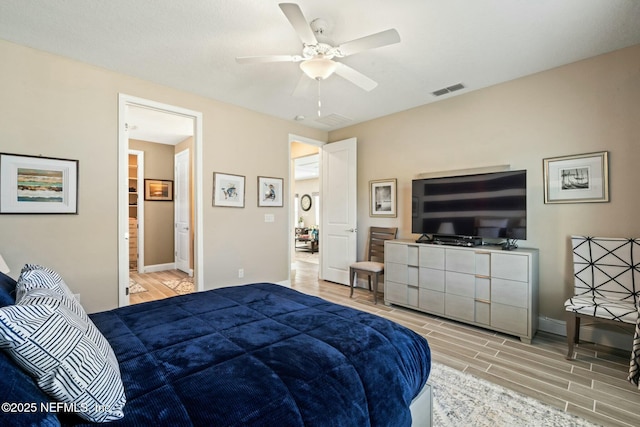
[0,288,126,423]
[16,264,76,301]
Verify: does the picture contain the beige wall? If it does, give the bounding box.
[330,44,640,322]
[129,139,175,266]
[291,141,319,158]
[0,40,327,312]
[1,36,638,327]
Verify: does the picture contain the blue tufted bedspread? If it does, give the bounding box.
[61,283,430,426]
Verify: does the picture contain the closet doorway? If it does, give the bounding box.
[118,94,203,307]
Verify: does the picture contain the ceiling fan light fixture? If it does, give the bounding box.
[300,55,337,80]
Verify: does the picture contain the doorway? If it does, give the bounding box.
[288,135,358,286]
[118,94,204,307]
[290,135,324,281]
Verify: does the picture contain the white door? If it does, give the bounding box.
[320,137,357,285]
[175,149,191,275]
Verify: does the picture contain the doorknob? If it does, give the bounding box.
[346,228,358,232]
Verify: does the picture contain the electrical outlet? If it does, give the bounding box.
[238,268,244,278]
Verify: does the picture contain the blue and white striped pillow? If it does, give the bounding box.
[0,288,126,423]
[16,264,76,301]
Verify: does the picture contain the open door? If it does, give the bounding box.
[320,137,357,285]
[175,149,191,275]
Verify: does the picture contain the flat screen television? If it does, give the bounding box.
[412,170,527,241]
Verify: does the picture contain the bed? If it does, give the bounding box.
[0,266,431,426]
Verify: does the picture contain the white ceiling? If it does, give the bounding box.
[1,0,639,132]
[294,154,319,180]
[128,106,194,145]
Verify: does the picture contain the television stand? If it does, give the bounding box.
[384,239,539,343]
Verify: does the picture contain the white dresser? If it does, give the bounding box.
[384,239,539,343]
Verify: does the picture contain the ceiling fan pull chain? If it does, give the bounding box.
[317,78,322,117]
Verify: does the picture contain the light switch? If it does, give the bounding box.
[264,214,275,223]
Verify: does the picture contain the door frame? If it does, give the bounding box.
[118,94,204,307]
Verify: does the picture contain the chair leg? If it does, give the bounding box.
[566,312,579,359]
[367,276,372,291]
[349,268,355,298]
[372,273,379,305]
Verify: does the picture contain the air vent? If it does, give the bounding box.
[431,83,466,97]
[315,113,353,127]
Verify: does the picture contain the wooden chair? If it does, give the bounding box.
[349,227,397,304]
[564,236,639,359]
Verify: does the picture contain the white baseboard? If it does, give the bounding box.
[143,263,176,273]
[538,316,634,352]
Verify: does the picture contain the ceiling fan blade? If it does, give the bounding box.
[236,55,302,64]
[334,62,378,91]
[336,29,401,57]
[292,73,313,97]
[279,3,317,45]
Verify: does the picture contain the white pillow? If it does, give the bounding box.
[0,288,126,423]
[16,264,76,301]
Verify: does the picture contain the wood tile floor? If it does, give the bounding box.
[131,261,640,426]
[129,269,190,305]
[291,260,640,427]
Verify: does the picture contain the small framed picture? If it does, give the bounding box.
[213,172,245,208]
[543,151,609,204]
[144,179,173,201]
[370,178,397,217]
[258,176,284,207]
[0,153,79,214]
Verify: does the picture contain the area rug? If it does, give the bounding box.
[129,280,147,294]
[429,362,599,427]
[162,277,195,295]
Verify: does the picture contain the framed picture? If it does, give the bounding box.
[543,151,609,204]
[258,176,284,207]
[370,178,397,217]
[0,153,78,214]
[144,179,173,201]
[213,172,245,208]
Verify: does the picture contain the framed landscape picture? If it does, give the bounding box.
[213,172,245,208]
[258,176,284,207]
[543,151,609,203]
[0,153,79,214]
[370,178,397,217]
[144,179,173,201]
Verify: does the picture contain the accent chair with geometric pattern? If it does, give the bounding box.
[564,236,639,359]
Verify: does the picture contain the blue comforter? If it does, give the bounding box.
[64,283,431,426]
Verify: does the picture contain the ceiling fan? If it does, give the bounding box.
[236,3,401,92]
